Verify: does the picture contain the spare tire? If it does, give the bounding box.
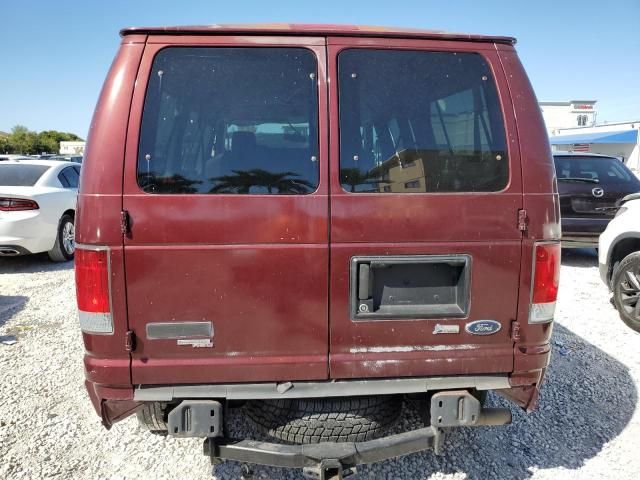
[246,396,402,444]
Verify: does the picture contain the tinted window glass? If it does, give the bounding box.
[58,171,70,187]
[338,49,508,193]
[0,164,50,186]
[554,156,634,183]
[138,47,319,194]
[59,167,79,188]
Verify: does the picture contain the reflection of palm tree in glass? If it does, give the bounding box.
[340,168,386,192]
[210,169,314,194]
[139,172,203,193]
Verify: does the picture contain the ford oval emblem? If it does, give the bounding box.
[465,320,502,336]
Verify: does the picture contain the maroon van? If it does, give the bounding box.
[75,24,560,478]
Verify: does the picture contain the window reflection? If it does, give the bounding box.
[338,49,509,193]
[138,47,319,195]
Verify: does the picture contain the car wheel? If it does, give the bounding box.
[612,251,640,333]
[48,214,75,262]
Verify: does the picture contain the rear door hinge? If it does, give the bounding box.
[125,330,136,352]
[517,209,528,233]
[121,210,131,236]
[511,321,521,342]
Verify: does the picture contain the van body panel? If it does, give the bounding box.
[122,38,330,384]
[330,345,514,379]
[77,41,145,198]
[120,195,327,245]
[146,34,326,46]
[75,195,122,244]
[125,245,329,384]
[495,49,557,198]
[329,241,520,377]
[76,40,145,390]
[497,48,559,350]
[80,246,131,386]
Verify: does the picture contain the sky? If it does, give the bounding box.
[1,0,638,138]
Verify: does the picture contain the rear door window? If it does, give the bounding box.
[138,47,319,194]
[0,164,50,186]
[58,166,79,188]
[338,49,508,193]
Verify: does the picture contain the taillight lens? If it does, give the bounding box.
[75,248,113,334]
[0,197,39,211]
[529,242,561,323]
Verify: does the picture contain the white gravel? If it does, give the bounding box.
[1,248,639,480]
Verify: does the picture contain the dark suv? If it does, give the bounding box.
[554,152,640,247]
[75,24,559,478]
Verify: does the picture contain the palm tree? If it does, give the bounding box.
[138,172,202,193]
[340,168,386,192]
[210,169,314,194]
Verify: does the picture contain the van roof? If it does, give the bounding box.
[120,23,516,45]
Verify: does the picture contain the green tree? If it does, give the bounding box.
[9,125,38,154]
[36,130,83,154]
[0,135,10,154]
[0,125,84,154]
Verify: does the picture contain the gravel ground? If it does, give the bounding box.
[1,248,639,480]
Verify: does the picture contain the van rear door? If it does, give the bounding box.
[327,38,523,378]
[122,37,329,385]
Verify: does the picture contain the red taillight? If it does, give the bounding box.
[529,242,561,323]
[75,248,113,333]
[0,197,39,211]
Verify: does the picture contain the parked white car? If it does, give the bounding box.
[0,159,80,261]
[599,194,640,332]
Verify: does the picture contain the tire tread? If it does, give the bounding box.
[246,396,401,444]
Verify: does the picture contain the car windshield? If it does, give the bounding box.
[0,164,50,186]
[554,156,634,183]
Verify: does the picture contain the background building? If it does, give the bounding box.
[549,121,640,174]
[540,100,639,175]
[59,141,85,155]
[539,100,597,135]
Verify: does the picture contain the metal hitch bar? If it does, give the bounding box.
[204,426,445,479]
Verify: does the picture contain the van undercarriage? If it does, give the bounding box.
[141,388,512,480]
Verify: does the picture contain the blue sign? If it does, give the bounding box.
[465,320,502,336]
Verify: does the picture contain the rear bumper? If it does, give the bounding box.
[0,245,32,256]
[86,345,550,426]
[0,211,56,254]
[561,236,599,248]
[133,375,510,401]
[86,375,517,426]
